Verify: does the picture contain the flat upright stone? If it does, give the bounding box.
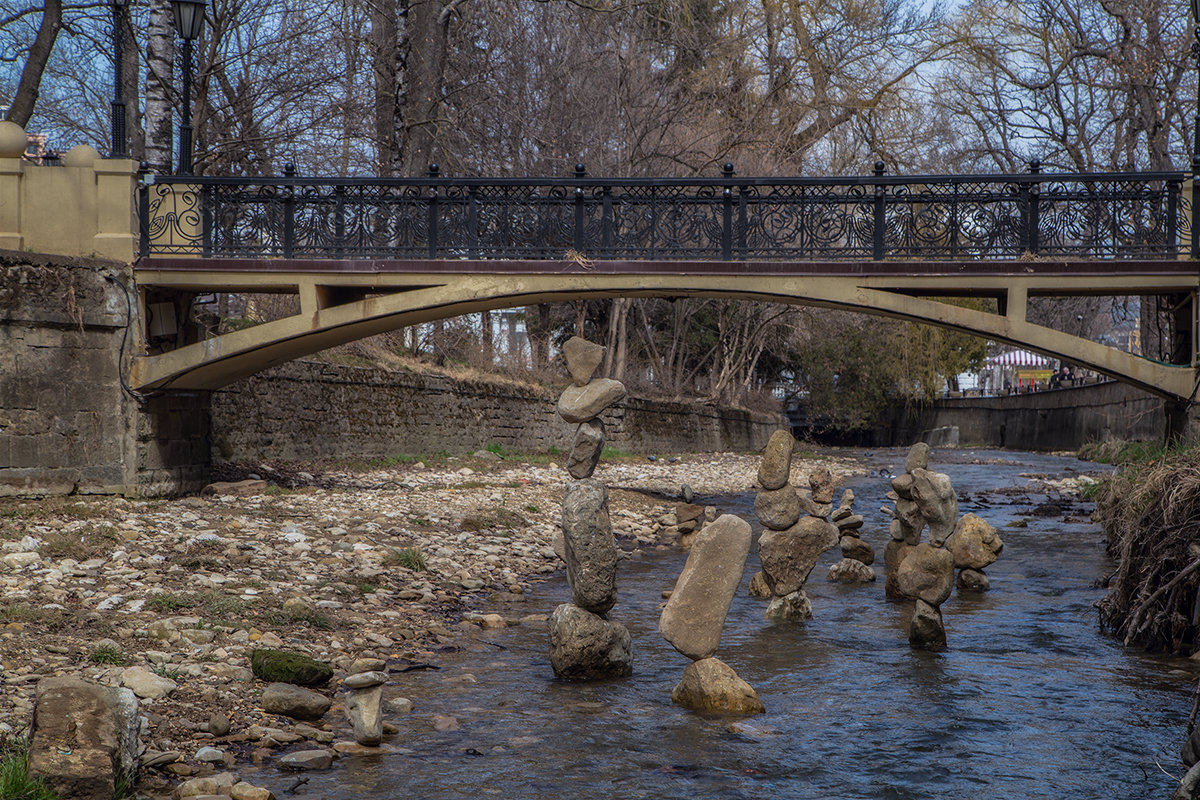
[754,486,801,531]
[561,479,618,615]
[757,516,838,596]
[945,513,1003,570]
[659,515,752,660]
[757,430,794,490]
[808,466,834,504]
[765,590,812,621]
[910,468,959,546]
[840,535,874,565]
[896,543,955,606]
[345,685,383,746]
[909,598,947,650]
[557,379,626,423]
[261,683,331,721]
[883,540,915,602]
[671,657,764,715]
[566,420,605,479]
[562,336,605,386]
[904,442,930,473]
[827,558,876,583]
[28,677,139,800]
[548,603,633,680]
[956,567,990,592]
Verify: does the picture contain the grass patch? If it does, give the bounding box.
[89,644,129,666]
[151,665,181,681]
[263,485,292,496]
[383,546,428,572]
[1078,438,1178,466]
[40,525,120,561]
[146,592,196,612]
[0,603,71,630]
[524,504,540,514]
[266,609,336,630]
[0,736,57,800]
[460,508,528,532]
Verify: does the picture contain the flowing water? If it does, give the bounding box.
[251,449,1194,799]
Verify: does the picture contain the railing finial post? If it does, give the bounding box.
[723,163,735,178]
[872,161,886,260]
[284,162,296,177]
[575,163,586,178]
[428,163,440,178]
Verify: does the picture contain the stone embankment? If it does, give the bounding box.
[0,450,861,797]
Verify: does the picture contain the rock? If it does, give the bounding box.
[747,571,771,598]
[671,658,764,715]
[827,558,876,583]
[945,513,1004,570]
[893,498,923,543]
[432,714,459,731]
[557,379,627,423]
[904,442,930,473]
[896,543,955,606]
[567,420,605,480]
[754,486,801,531]
[757,516,838,596]
[251,649,333,687]
[675,503,705,524]
[808,466,834,504]
[27,677,139,800]
[208,712,231,737]
[891,473,915,498]
[175,773,237,797]
[681,483,695,504]
[384,697,413,714]
[348,657,387,674]
[1174,761,1200,800]
[261,683,331,721]
[956,568,990,592]
[909,598,947,650]
[835,514,864,532]
[884,540,916,602]
[840,535,874,565]
[562,336,605,385]
[659,514,752,660]
[548,603,633,680]
[831,506,853,522]
[909,468,959,546]
[757,430,794,490]
[838,488,855,509]
[201,479,269,496]
[120,666,178,700]
[797,493,828,518]
[230,782,276,800]
[343,671,387,689]
[277,749,335,770]
[473,449,501,461]
[345,685,383,746]
[765,590,812,621]
[332,741,399,755]
[194,746,225,763]
[1183,725,1200,768]
[561,479,619,615]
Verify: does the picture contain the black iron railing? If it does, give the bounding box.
[138,164,1193,262]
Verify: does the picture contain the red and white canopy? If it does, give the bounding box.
[985,349,1053,368]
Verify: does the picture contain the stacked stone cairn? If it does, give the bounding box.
[659,514,764,714]
[752,430,839,621]
[548,336,634,680]
[826,489,876,583]
[343,664,387,746]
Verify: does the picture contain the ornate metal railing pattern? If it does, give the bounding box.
[138,168,1193,262]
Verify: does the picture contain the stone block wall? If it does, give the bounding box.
[210,361,783,463]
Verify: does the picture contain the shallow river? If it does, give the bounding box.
[253,448,1194,799]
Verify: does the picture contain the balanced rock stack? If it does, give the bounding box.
[826,489,875,583]
[945,513,1003,592]
[549,337,634,680]
[659,514,763,714]
[881,443,935,602]
[753,430,839,621]
[343,666,387,746]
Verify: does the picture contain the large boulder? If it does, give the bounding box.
[754,486,801,531]
[558,379,627,423]
[261,683,331,721]
[251,649,333,686]
[909,468,959,546]
[758,516,838,596]
[561,479,619,615]
[827,558,876,583]
[883,540,916,602]
[659,515,752,660]
[909,598,947,650]
[765,590,812,621]
[566,420,605,480]
[27,677,140,800]
[562,336,605,386]
[945,513,1003,570]
[671,657,764,715]
[757,430,794,490]
[345,686,383,746]
[896,543,955,606]
[548,603,633,680]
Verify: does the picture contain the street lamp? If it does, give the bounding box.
[171,0,205,174]
[109,0,129,158]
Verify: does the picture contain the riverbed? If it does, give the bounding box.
[237,448,1192,800]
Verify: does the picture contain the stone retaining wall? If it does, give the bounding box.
[211,361,783,462]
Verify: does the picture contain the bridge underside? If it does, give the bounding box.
[130,257,1200,401]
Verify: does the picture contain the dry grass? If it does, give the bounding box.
[1094,447,1200,653]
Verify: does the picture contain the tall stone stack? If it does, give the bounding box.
[827,489,876,583]
[753,430,839,621]
[881,443,934,602]
[659,514,764,714]
[548,337,634,680]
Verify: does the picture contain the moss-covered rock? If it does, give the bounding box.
[251,649,333,686]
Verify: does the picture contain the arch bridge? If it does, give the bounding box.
[131,165,1200,402]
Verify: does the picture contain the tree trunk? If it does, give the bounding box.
[480,311,493,364]
[5,0,62,127]
[144,0,177,174]
[121,9,144,160]
[399,0,450,175]
[370,0,401,175]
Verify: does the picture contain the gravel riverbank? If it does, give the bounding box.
[0,451,862,796]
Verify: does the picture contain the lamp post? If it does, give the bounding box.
[1192,0,1200,257]
[171,0,205,174]
[109,0,128,158]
